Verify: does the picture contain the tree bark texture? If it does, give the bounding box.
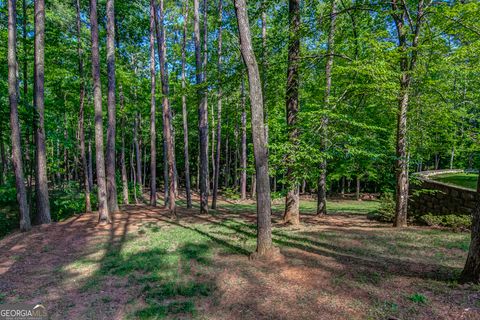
[90,0,110,222]
[283,0,301,225]
[234,0,276,258]
[105,0,119,213]
[34,0,51,224]
[8,0,31,231]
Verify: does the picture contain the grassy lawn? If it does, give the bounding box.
[220,198,380,215]
[431,173,478,190]
[0,199,476,319]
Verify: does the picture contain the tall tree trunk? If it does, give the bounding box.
[88,136,93,190]
[240,75,247,200]
[149,0,157,206]
[63,111,69,181]
[22,0,32,190]
[8,0,31,231]
[283,0,300,225]
[233,112,239,190]
[393,61,410,228]
[90,0,110,222]
[234,0,277,259]
[261,0,268,143]
[133,113,142,198]
[119,87,129,205]
[317,0,337,216]
[105,0,119,213]
[194,0,209,214]
[212,0,223,210]
[391,0,425,227]
[181,0,192,208]
[131,142,138,204]
[224,123,230,187]
[142,144,147,189]
[203,0,209,196]
[34,0,51,224]
[155,0,176,216]
[75,0,91,212]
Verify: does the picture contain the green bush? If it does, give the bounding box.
[270,191,284,200]
[0,183,20,237]
[367,192,395,222]
[420,213,471,231]
[222,187,240,200]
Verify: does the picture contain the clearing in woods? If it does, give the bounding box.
[0,197,478,320]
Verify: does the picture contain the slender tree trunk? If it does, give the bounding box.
[156,0,176,216]
[105,0,119,213]
[22,0,32,190]
[88,136,93,190]
[131,142,138,204]
[121,130,129,205]
[240,75,247,200]
[356,176,360,200]
[194,0,209,214]
[450,146,455,170]
[211,105,215,192]
[203,0,209,197]
[181,0,192,208]
[251,174,256,198]
[63,111,69,181]
[143,145,147,188]
[55,140,61,184]
[392,0,425,227]
[149,0,157,206]
[119,88,129,205]
[8,0,31,231]
[212,0,223,209]
[133,113,142,199]
[233,111,239,190]
[224,126,230,187]
[75,0,91,212]
[261,0,268,143]
[317,0,337,216]
[90,0,110,222]
[394,75,410,227]
[283,0,300,225]
[34,0,51,224]
[234,0,278,259]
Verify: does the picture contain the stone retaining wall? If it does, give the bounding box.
[409,170,479,216]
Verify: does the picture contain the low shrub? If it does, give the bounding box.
[367,192,395,222]
[420,213,471,231]
[222,187,240,200]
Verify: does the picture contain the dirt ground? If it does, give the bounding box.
[1,198,479,320]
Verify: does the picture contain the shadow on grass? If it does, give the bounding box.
[0,200,469,319]
[73,211,219,319]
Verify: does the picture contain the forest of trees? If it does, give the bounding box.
[1,0,480,282]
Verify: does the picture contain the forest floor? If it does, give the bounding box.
[0,195,479,320]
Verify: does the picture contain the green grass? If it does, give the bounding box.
[431,173,478,190]
[220,199,380,215]
[39,199,471,319]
